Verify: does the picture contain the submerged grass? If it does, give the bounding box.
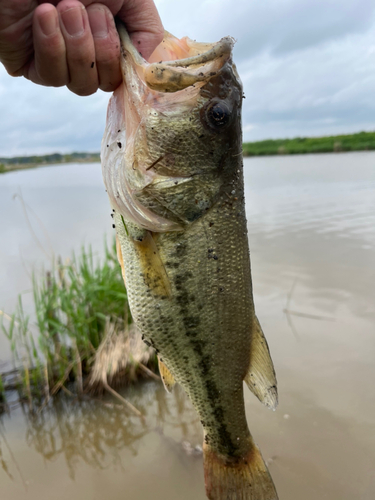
[0,239,157,414]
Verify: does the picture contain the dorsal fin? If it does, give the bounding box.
[244,316,278,410]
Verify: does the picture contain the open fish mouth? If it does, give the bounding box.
[117,21,235,93]
[101,22,241,232]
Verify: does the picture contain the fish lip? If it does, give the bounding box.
[116,20,144,66]
[116,20,235,92]
[151,36,235,69]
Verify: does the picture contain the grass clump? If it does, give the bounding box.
[243,130,375,157]
[0,239,156,413]
[33,240,130,368]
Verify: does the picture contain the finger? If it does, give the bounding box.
[87,4,121,92]
[116,0,164,60]
[0,0,35,76]
[63,0,163,60]
[27,3,69,87]
[57,0,98,96]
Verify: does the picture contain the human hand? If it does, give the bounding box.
[0,0,163,95]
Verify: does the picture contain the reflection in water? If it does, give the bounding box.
[0,427,15,481]
[25,400,147,478]
[2,377,375,500]
[20,383,201,480]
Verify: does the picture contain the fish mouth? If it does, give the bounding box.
[117,21,235,94]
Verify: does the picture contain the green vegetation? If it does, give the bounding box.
[0,240,157,414]
[243,131,375,156]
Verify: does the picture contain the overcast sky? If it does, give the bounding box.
[1,0,375,156]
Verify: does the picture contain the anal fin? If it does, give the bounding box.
[158,357,176,393]
[245,316,278,410]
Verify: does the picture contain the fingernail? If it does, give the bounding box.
[39,10,58,37]
[89,7,109,38]
[61,7,84,37]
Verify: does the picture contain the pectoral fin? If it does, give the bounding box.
[245,316,278,410]
[158,357,176,393]
[126,224,171,299]
[116,236,127,287]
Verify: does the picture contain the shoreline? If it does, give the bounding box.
[0,157,101,174]
[1,130,375,173]
[1,149,374,175]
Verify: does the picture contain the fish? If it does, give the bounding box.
[101,21,279,500]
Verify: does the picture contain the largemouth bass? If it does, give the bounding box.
[101,22,278,500]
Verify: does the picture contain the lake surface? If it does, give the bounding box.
[1,153,374,500]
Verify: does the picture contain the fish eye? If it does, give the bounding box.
[205,101,231,130]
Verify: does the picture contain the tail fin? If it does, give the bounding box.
[203,443,278,500]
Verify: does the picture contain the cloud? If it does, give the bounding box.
[239,24,375,140]
[0,67,109,155]
[0,0,375,156]
[156,0,375,59]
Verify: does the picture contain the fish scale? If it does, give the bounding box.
[115,177,252,453]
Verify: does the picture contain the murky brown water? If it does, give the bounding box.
[1,153,374,499]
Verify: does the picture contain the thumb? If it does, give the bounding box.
[116,0,164,60]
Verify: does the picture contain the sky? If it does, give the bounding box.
[1,0,375,156]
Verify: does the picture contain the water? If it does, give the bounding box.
[0,163,113,370]
[1,153,374,500]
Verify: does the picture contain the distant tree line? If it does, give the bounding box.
[243,131,375,156]
[0,152,100,166]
